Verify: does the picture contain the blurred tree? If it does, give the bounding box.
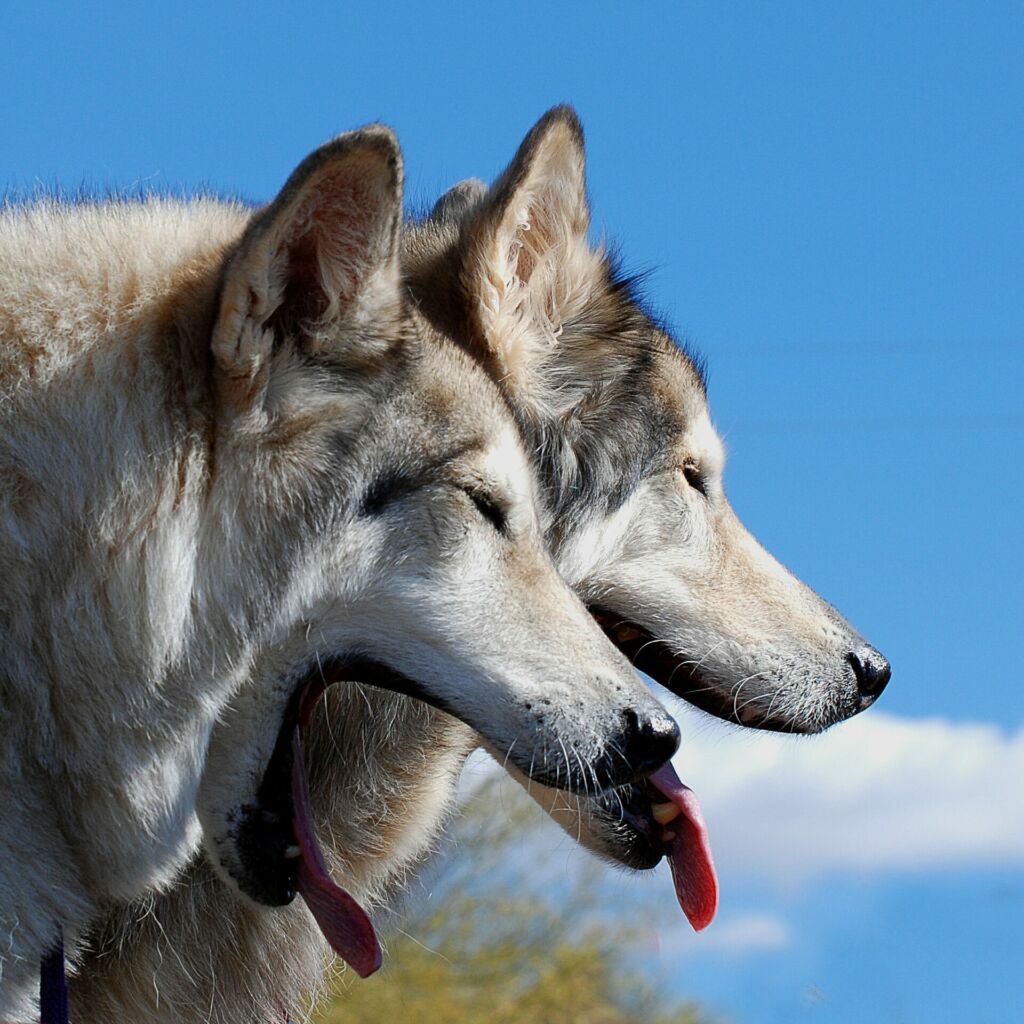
[313,772,715,1024]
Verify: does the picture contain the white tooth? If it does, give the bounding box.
[652,801,682,825]
[284,844,301,859]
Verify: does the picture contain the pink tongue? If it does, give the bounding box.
[648,762,719,932]
[291,728,382,978]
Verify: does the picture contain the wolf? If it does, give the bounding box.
[71,107,890,1023]
[0,123,678,1019]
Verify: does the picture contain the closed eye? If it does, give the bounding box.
[463,487,510,534]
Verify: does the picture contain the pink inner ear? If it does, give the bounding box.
[507,184,565,290]
[282,165,391,320]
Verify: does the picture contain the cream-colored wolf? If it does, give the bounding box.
[0,124,677,1018]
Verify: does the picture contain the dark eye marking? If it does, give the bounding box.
[681,463,708,497]
[360,469,422,516]
[463,487,509,534]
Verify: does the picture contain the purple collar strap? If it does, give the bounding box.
[39,934,68,1024]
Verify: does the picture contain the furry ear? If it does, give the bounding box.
[430,178,487,225]
[212,125,404,404]
[460,106,602,383]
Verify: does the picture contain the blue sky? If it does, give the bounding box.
[5,3,1022,1021]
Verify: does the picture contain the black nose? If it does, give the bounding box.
[849,646,891,707]
[620,706,681,778]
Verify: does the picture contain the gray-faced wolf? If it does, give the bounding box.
[0,123,678,1019]
[72,107,890,1024]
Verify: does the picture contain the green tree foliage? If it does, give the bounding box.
[313,774,714,1024]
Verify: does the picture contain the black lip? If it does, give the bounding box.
[590,607,810,734]
[298,656,656,794]
[589,781,666,871]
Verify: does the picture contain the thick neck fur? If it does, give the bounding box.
[1,203,235,832]
[73,688,473,1024]
[0,198,404,1019]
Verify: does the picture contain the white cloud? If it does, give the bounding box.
[662,707,1024,882]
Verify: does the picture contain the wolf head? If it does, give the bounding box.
[409,106,890,739]
[200,125,680,905]
[401,108,892,880]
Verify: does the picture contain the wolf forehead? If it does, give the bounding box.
[505,295,712,531]
[334,342,532,511]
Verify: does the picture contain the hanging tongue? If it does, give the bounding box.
[648,762,719,932]
[286,672,713,974]
[290,727,382,978]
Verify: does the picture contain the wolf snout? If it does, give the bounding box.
[848,644,891,709]
[617,705,681,780]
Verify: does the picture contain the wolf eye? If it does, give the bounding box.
[681,464,708,497]
[463,488,509,534]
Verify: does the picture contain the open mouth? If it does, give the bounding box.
[231,658,413,977]
[583,607,747,929]
[587,766,718,932]
[591,607,805,733]
[233,650,719,978]
[230,659,421,909]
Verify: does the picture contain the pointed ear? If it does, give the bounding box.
[460,106,603,383]
[430,178,487,226]
[213,125,404,404]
